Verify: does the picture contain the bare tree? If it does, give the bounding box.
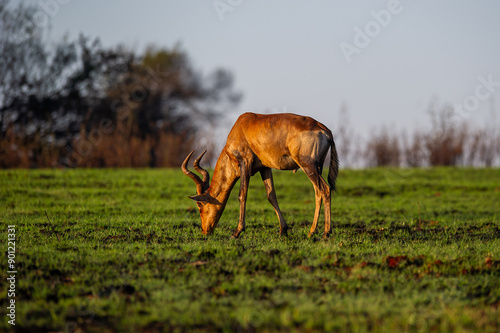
[334,103,362,167]
[425,100,467,166]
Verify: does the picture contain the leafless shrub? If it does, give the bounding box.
[364,126,400,167]
[401,130,426,167]
[425,102,467,166]
[0,125,30,168]
[466,126,497,167]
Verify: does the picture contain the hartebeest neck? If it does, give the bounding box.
[207,149,240,205]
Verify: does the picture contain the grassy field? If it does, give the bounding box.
[1,167,499,332]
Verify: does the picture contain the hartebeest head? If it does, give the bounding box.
[182,150,225,235]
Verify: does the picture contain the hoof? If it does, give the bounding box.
[307,232,314,238]
[231,229,244,238]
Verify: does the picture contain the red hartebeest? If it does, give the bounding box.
[182,112,339,238]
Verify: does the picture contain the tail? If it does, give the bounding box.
[327,138,339,193]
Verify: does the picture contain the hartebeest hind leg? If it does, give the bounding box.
[260,168,288,236]
[302,165,331,238]
[309,186,323,237]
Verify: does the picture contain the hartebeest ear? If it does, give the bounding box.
[188,194,221,205]
[188,194,210,202]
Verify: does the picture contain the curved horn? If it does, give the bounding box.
[182,151,205,195]
[182,151,210,195]
[193,150,210,186]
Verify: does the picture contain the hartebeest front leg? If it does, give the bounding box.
[232,164,250,238]
[260,168,288,236]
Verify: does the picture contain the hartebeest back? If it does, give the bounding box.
[182,112,338,238]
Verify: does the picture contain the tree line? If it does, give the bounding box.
[335,100,500,168]
[0,0,241,168]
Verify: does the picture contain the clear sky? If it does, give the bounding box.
[25,0,500,137]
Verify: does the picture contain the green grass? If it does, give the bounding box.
[1,167,499,332]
